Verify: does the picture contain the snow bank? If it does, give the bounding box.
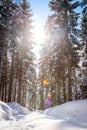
[0,101,14,120]
[44,100,87,123]
[0,100,87,130]
[7,102,29,115]
[0,101,29,120]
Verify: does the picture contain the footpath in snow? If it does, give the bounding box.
[0,100,87,130]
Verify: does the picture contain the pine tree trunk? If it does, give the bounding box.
[0,53,3,100]
[17,64,22,104]
[74,69,78,100]
[67,54,72,101]
[8,52,14,102]
[62,74,66,102]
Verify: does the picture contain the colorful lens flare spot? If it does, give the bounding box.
[45,98,51,104]
[47,92,52,98]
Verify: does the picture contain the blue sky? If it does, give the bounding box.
[29,0,51,56]
[30,0,51,25]
[29,0,51,45]
[29,0,51,66]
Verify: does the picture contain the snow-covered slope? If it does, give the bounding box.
[0,101,29,120]
[7,102,29,115]
[44,99,87,123]
[0,100,87,130]
[0,101,14,120]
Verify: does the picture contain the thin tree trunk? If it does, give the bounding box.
[8,52,14,102]
[67,54,72,101]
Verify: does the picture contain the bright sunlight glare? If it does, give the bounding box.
[32,25,45,45]
[32,25,46,61]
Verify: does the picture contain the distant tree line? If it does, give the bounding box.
[38,0,87,109]
[0,0,36,110]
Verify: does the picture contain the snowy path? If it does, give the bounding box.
[0,111,87,130]
[0,100,87,130]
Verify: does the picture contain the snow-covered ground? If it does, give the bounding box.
[0,100,87,130]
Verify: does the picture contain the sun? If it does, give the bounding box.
[32,25,45,45]
[32,25,46,59]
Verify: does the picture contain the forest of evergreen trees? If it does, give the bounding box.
[38,0,87,109]
[0,0,87,110]
[0,0,36,110]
